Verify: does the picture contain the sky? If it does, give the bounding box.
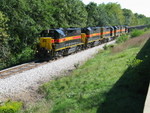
[82,0,150,17]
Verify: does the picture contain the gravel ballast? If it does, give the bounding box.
[0,41,115,101]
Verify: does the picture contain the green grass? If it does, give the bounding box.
[35,38,149,113]
[130,29,144,38]
[0,101,22,113]
[4,29,150,113]
[116,34,129,43]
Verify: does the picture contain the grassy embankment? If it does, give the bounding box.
[0,29,150,113]
[22,29,150,113]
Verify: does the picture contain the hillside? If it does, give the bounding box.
[22,31,150,113]
[0,30,150,113]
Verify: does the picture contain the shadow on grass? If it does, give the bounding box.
[96,38,150,113]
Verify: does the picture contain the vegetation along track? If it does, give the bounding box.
[0,39,115,79]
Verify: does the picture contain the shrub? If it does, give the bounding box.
[116,34,129,44]
[16,47,34,63]
[130,29,144,38]
[127,58,143,68]
[0,101,22,113]
[103,44,115,50]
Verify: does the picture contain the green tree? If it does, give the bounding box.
[0,0,54,67]
[50,0,87,28]
[104,3,124,25]
[0,11,10,69]
[123,8,135,25]
[66,0,87,27]
[97,3,109,26]
[86,2,100,26]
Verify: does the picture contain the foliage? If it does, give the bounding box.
[116,34,129,43]
[36,45,146,113]
[51,0,87,28]
[127,58,143,68]
[0,0,150,70]
[112,31,150,53]
[0,11,10,69]
[130,29,144,38]
[86,2,100,26]
[123,8,136,25]
[103,44,115,50]
[7,47,34,66]
[104,3,124,25]
[0,101,22,113]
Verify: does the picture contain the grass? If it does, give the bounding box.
[2,29,150,113]
[116,34,129,44]
[97,38,150,113]
[130,29,144,38]
[29,34,149,113]
[112,33,150,53]
[0,101,22,113]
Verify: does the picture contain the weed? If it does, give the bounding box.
[103,44,115,50]
[0,100,22,113]
[116,34,129,44]
[74,63,80,69]
[130,29,144,38]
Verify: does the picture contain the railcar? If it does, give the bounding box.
[127,25,147,32]
[36,26,119,59]
[36,28,86,58]
[113,26,120,37]
[81,27,102,47]
[101,26,114,41]
[36,25,147,59]
[119,25,126,35]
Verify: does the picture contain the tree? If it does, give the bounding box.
[97,3,109,26]
[86,2,100,26]
[123,8,135,25]
[50,0,87,28]
[0,11,10,69]
[66,0,87,27]
[0,0,54,50]
[104,3,124,25]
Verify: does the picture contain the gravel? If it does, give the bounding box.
[0,41,115,101]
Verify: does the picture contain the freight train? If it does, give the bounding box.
[36,25,147,59]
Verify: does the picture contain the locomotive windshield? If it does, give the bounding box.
[40,29,66,39]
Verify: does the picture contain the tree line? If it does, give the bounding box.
[0,0,150,69]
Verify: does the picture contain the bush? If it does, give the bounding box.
[103,44,115,50]
[9,47,34,66]
[116,34,129,44]
[127,58,143,68]
[16,47,34,63]
[0,101,22,113]
[130,29,144,38]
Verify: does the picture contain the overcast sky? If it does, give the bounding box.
[82,0,150,17]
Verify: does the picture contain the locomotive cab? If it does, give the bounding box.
[40,30,54,50]
[36,29,65,59]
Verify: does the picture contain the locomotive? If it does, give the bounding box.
[36,25,145,59]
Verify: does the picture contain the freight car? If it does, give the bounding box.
[127,25,148,32]
[36,25,146,59]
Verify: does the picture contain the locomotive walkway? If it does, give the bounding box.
[143,83,150,113]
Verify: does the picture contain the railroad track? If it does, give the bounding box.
[0,40,115,79]
[0,61,48,79]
